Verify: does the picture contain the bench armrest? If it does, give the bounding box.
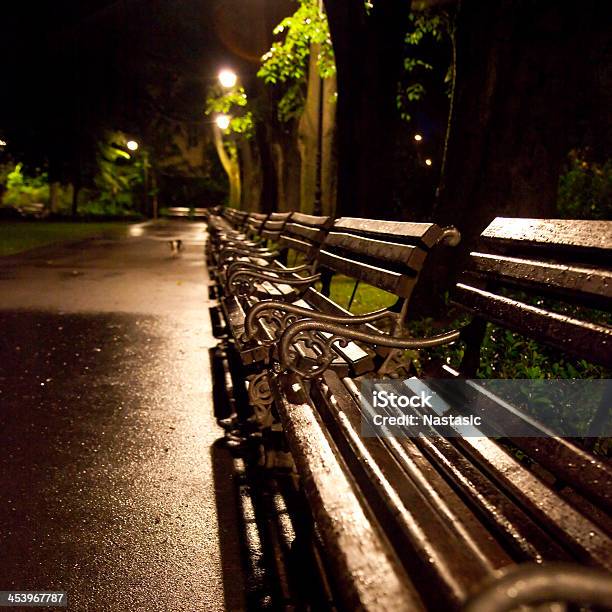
[464,562,612,612]
[227,270,321,297]
[218,246,279,266]
[243,300,397,346]
[226,261,311,281]
[278,318,461,379]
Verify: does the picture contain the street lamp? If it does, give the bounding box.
[127,140,139,151]
[218,69,237,89]
[425,158,433,166]
[414,134,423,142]
[215,114,231,131]
[0,139,6,147]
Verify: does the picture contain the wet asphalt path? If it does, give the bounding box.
[0,221,245,611]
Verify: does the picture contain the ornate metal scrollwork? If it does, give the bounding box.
[438,226,462,247]
[279,319,462,379]
[218,245,278,267]
[225,260,310,281]
[247,371,275,429]
[243,300,397,347]
[283,330,351,380]
[227,269,321,297]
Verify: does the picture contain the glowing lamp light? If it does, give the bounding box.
[425,158,433,166]
[215,114,231,130]
[0,139,6,147]
[414,134,423,142]
[218,69,237,88]
[127,140,139,151]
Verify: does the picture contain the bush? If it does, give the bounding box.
[2,163,49,208]
[558,149,612,219]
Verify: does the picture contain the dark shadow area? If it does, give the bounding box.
[210,438,333,611]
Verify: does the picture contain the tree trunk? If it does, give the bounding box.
[269,123,301,213]
[239,137,262,212]
[298,46,337,216]
[49,181,60,214]
[411,0,602,316]
[212,124,241,208]
[323,0,408,218]
[150,169,159,219]
[297,47,320,215]
[71,180,81,218]
[321,73,337,217]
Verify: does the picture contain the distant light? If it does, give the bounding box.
[414,134,423,142]
[0,139,6,147]
[425,158,432,166]
[218,69,237,88]
[127,140,139,151]
[215,114,231,130]
[128,223,146,237]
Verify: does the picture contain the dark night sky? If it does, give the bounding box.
[0,0,293,171]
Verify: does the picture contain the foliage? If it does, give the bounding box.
[205,86,254,139]
[327,277,609,381]
[557,149,612,220]
[93,133,143,212]
[2,163,50,208]
[258,0,335,122]
[398,9,453,122]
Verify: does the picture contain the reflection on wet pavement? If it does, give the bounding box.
[0,221,244,611]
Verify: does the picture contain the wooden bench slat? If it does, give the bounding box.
[289,211,333,227]
[454,283,612,368]
[325,231,428,274]
[272,373,425,612]
[309,374,508,607]
[482,218,612,263]
[279,235,313,255]
[283,222,328,244]
[318,250,414,297]
[333,218,444,248]
[471,252,612,306]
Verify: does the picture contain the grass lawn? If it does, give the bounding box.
[319,275,397,314]
[0,222,131,257]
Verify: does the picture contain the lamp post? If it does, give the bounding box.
[126,139,154,218]
[312,0,325,216]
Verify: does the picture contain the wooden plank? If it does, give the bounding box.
[333,218,443,248]
[454,434,612,569]
[315,374,510,604]
[284,222,327,244]
[471,252,612,306]
[325,231,428,273]
[453,283,612,368]
[272,373,424,612]
[263,220,287,232]
[318,250,414,297]
[279,235,315,255]
[482,218,612,262]
[289,212,332,227]
[267,211,292,222]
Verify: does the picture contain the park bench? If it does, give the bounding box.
[217,212,333,359]
[207,210,267,272]
[247,217,612,610]
[216,211,295,286]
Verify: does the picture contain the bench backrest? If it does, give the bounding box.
[223,208,249,230]
[261,212,292,241]
[317,218,453,303]
[279,212,333,261]
[454,218,612,370]
[245,212,269,237]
